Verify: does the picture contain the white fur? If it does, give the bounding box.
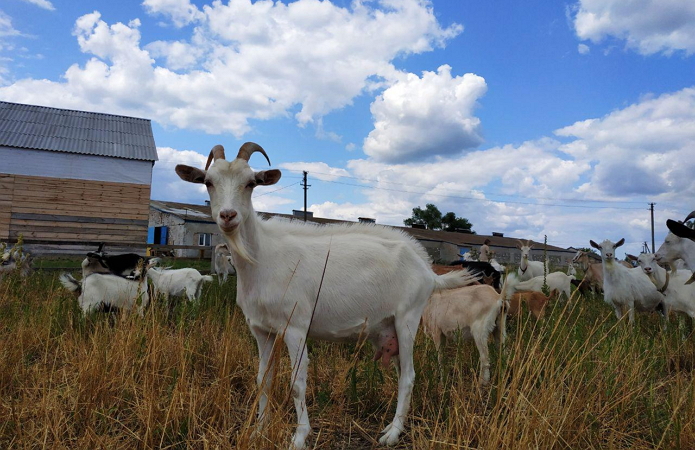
[516,242,548,281]
[656,232,695,273]
[147,267,213,302]
[213,243,236,282]
[175,147,478,449]
[636,253,695,319]
[421,284,505,385]
[60,272,149,316]
[506,271,574,302]
[591,239,664,324]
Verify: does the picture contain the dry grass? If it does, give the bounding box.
[2,271,695,449]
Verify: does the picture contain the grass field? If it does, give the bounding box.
[2,269,695,449]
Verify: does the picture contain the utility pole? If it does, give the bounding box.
[649,202,655,254]
[302,171,311,222]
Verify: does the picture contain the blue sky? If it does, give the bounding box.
[1,0,695,257]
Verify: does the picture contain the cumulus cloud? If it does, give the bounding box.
[299,86,695,256]
[556,87,695,199]
[571,0,695,55]
[142,0,204,28]
[278,161,350,182]
[0,0,462,137]
[363,65,487,163]
[20,0,55,11]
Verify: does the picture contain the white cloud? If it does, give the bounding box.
[578,43,590,54]
[363,65,487,163]
[0,11,20,38]
[556,86,695,199]
[571,0,695,55]
[278,161,350,182]
[0,0,462,137]
[145,40,203,70]
[142,0,204,28]
[20,0,55,11]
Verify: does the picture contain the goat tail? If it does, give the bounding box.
[494,298,507,347]
[202,275,214,283]
[59,272,81,294]
[434,269,479,291]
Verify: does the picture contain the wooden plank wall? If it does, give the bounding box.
[3,174,150,244]
[0,174,12,240]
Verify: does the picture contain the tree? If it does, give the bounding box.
[403,203,475,233]
[442,212,475,233]
[403,204,442,230]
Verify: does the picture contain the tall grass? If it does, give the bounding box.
[1,271,695,449]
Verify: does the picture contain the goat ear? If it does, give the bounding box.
[516,241,522,249]
[615,238,625,248]
[590,240,601,250]
[255,169,282,186]
[175,165,206,184]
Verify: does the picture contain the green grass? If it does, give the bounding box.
[1,270,695,449]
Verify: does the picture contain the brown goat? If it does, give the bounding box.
[508,290,549,320]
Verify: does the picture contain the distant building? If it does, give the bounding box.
[0,101,158,253]
[149,200,576,266]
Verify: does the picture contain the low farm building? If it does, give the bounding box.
[0,101,157,254]
[149,201,575,267]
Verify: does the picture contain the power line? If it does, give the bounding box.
[253,181,299,198]
[281,168,648,206]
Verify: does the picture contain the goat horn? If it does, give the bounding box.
[236,142,271,166]
[205,145,226,171]
[685,210,695,223]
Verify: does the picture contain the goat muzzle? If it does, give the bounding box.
[205,145,227,170]
[236,142,271,166]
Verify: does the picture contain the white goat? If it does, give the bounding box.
[421,284,506,385]
[175,142,478,449]
[503,271,573,302]
[146,266,213,302]
[516,241,548,281]
[590,239,664,324]
[489,257,505,273]
[213,243,235,282]
[633,253,695,320]
[567,263,577,277]
[60,272,150,316]
[658,217,695,284]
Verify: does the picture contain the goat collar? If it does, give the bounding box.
[658,271,670,294]
[519,265,527,274]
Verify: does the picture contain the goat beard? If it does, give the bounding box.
[225,230,256,265]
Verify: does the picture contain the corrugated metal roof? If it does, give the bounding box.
[0,101,158,161]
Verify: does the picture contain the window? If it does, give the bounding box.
[198,233,211,246]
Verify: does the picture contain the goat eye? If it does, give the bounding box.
[204,180,213,188]
[246,181,257,189]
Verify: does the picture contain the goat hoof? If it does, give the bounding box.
[379,421,402,446]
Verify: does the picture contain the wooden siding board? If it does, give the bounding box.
[10,213,149,226]
[0,174,12,239]
[4,174,149,244]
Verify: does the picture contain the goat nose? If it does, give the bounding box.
[219,209,237,222]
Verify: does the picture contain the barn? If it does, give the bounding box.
[0,101,158,253]
[149,200,576,267]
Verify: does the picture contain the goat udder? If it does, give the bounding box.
[373,333,399,368]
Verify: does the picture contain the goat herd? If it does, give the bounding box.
[2,142,695,449]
